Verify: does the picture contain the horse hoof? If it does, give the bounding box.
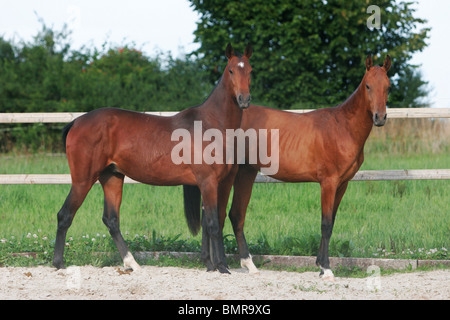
[240,257,260,274]
[320,269,336,282]
[217,264,231,274]
[53,261,65,270]
[123,252,141,271]
[125,264,141,272]
[322,274,336,282]
[205,261,216,272]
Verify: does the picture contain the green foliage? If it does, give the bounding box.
[389,66,430,108]
[64,47,212,112]
[0,5,434,151]
[1,127,448,264]
[189,0,430,108]
[0,22,212,152]
[0,22,212,114]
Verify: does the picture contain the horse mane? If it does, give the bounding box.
[190,74,226,110]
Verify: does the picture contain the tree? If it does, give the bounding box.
[389,66,430,108]
[0,22,212,114]
[0,22,212,151]
[189,0,430,108]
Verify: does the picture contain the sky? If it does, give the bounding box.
[0,0,448,108]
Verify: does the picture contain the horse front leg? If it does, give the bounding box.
[199,179,229,274]
[228,164,259,274]
[316,180,349,281]
[317,179,339,281]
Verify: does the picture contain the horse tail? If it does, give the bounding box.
[62,120,75,151]
[183,185,202,236]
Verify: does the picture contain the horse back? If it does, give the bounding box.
[65,107,237,186]
[65,108,196,185]
[241,105,364,183]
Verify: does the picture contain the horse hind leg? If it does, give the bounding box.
[53,181,93,269]
[99,170,140,271]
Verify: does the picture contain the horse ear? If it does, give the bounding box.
[383,54,391,72]
[244,44,253,59]
[226,43,234,60]
[366,55,373,71]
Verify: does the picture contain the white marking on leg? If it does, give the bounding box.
[237,62,245,68]
[241,256,259,274]
[320,267,335,282]
[123,251,141,271]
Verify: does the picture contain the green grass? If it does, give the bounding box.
[0,150,448,268]
[1,117,449,268]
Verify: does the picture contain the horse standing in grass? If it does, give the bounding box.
[53,43,253,273]
[185,55,391,280]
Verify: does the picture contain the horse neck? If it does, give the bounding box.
[201,75,242,128]
[339,83,374,146]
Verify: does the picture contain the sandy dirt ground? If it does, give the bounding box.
[0,265,448,300]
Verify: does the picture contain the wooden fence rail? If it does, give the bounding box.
[0,169,449,185]
[0,108,449,185]
[1,108,450,123]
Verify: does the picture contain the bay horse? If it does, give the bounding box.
[53,43,253,274]
[185,55,391,280]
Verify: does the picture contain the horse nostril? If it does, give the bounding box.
[373,112,386,126]
[237,94,251,108]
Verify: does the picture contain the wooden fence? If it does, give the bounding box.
[1,108,449,184]
[1,107,450,123]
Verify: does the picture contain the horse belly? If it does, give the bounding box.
[118,161,196,186]
[111,145,195,186]
[109,128,196,185]
[268,137,320,182]
[271,162,319,182]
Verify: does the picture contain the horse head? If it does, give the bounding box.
[364,55,391,127]
[224,43,253,109]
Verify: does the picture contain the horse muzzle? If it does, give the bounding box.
[237,94,251,109]
[373,112,387,127]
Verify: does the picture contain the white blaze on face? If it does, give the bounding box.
[237,62,245,68]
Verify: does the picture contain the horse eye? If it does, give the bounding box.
[366,84,370,90]
[229,68,233,74]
